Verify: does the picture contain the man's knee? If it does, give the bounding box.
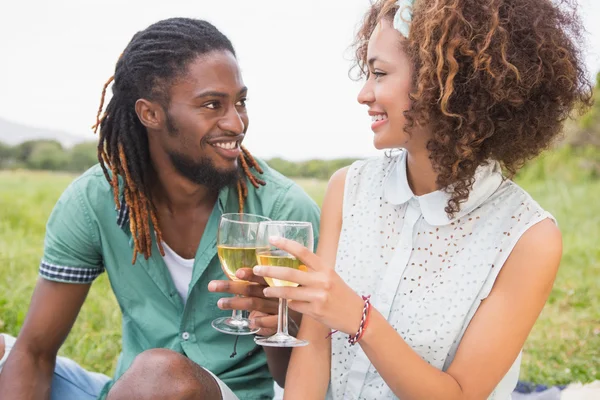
[107,349,221,400]
[131,348,194,378]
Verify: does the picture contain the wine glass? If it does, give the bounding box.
[212,213,271,335]
[254,221,314,347]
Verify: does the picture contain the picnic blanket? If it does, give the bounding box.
[513,380,600,400]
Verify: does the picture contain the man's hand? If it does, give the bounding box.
[247,311,278,336]
[208,268,301,336]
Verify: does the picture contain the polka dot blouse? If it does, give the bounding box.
[327,150,554,400]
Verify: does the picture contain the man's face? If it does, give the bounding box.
[150,50,249,190]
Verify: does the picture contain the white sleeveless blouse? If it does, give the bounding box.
[327,151,554,400]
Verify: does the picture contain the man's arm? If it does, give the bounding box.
[250,308,302,387]
[0,178,103,399]
[0,279,90,399]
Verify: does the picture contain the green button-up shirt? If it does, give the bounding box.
[39,159,321,399]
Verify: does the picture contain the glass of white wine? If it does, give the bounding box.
[254,221,313,347]
[212,213,271,335]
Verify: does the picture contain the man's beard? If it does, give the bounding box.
[168,151,239,191]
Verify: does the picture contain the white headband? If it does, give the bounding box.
[393,0,414,38]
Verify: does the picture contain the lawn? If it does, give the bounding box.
[0,147,598,385]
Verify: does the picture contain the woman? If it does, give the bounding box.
[251,0,591,399]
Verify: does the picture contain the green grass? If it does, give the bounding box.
[292,178,328,206]
[0,147,598,385]
[513,146,600,385]
[0,171,122,374]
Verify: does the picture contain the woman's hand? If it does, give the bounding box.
[208,268,302,336]
[252,237,365,336]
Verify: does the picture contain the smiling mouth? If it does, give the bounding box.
[211,140,240,150]
[371,113,388,122]
[207,137,244,160]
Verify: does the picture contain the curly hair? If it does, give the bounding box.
[354,0,593,216]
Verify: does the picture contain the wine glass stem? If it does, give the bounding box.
[277,298,289,336]
[231,295,243,321]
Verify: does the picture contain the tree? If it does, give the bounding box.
[267,157,358,179]
[0,141,17,168]
[26,141,69,171]
[268,158,300,177]
[16,139,64,163]
[68,141,98,172]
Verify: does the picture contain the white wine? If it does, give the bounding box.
[256,250,307,287]
[217,246,258,281]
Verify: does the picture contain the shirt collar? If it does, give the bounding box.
[383,150,503,226]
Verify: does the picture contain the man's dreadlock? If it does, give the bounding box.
[91,18,265,265]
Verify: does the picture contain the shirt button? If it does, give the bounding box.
[181,332,190,341]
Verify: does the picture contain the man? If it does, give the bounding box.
[0,18,320,400]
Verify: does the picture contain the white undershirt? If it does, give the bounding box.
[161,241,194,304]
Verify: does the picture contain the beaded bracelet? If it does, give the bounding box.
[348,295,371,346]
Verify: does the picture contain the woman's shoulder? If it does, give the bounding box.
[479,178,556,228]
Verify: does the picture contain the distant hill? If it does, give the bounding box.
[0,117,91,148]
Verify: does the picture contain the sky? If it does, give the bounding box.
[1,0,599,161]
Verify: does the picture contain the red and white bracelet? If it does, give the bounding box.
[348,295,371,346]
[325,295,372,345]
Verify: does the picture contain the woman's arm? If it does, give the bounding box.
[357,219,561,399]
[282,167,348,400]
[256,219,562,400]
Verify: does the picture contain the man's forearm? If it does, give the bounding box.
[0,348,55,400]
[264,347,292,387]
[263,313,301,387]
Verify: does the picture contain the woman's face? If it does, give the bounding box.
[357,18,419,151]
